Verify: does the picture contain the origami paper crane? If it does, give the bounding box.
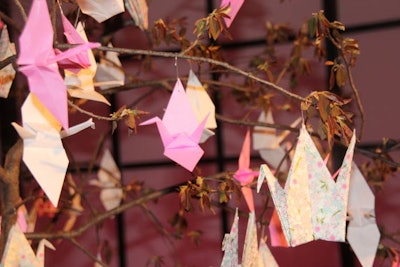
[233,130,259,212]
[253,110,301,171]
[393,250,400,267]
[140,79,208,171]
[242,211,261,266]
[259,237,279,267]
[17,205,28,233]
[268,209,288,247]
[220,0,245,28]
[347,163,380,267]
[56,13,94,73]
[90,149,123,211]
[35,239,55,267]
[186,70,217,143]
[0,224,55,267]
[0,24,16,98]
[94,42,125,90]
[304,123,356,242]
[64,22,110,105]
[12,93,95,207]
[17,0,99,129]
[0,205,28,235]
[76,0,125,23]
[125,0,149,30]
[221,209,279,267]
[257,124,314,247]
[220,208,239,267]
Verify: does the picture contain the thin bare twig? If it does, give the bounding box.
[327,35,366,140]
[68,100,114,121]
[0,55,17,71]
[179,40,199,56]
[101,76,262,96]
[68,238,107,267]
[56,43,306,102]
[0,10,21,32]
[12,0,27,22]
[25,183,178,240]
[343,56,365,140]
[215,113,301,133]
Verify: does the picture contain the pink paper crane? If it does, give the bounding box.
[220,0,245,28]
[233,129,259,212]
[140,79,208,172]
[17,0,98,129]
[56,13,96,73]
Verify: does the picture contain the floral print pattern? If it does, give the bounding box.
[260,123,356,246]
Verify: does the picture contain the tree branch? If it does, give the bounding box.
[25,183,178,240]
[0,10,21,33]
[56,43,306,102]
[100,77,258,95]
[0,139,23,258]
[68,238,107,267]
[12,0,27,22]
[343,56,365,140]
[0,55,17,71]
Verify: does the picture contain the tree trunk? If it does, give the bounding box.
[0,139,23,259]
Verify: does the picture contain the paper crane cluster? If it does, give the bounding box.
[218,113,380,267]
[0,0,216,263]
[258,123,356,244]
[220,120,280,267]
[0,0,383,266]
[6,0,131,210]
[252,123,380,267]
[220,209,279,267]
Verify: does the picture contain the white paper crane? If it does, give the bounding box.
[185,70,217,143]
[347,163,380,267]
[12,93,95,207]
[220,208,239,267]
[252,110,301,171]
[90,149,123,211]
[76,0,125,23]
[94,42,125,90]
[64,22,110,105]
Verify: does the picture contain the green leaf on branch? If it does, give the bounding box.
[308,16,317,38]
